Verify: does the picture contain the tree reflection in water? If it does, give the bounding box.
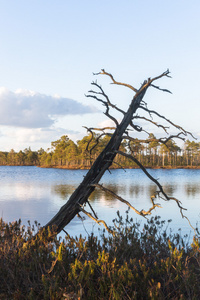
[185,184,200,197]
[52,182,179,206]
[52,184,75,200]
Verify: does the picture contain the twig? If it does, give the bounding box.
[87,81,126,115]
[94,69,138,92]
[86,200,98,219]
[133,115,169,133]
[78,204,115,236]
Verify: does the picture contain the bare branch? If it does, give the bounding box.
[104,159,127,171]
[129,121,143,132]
[115,150,196,230]
[128,120,150,136]
[122,132,185,147]
[104,111,119,127]
[94,69,138,92]
[139,106,196,139]
[78,204,115,236]
[136,70,172,96]
[86,84,121,127]
[159,132,185,145]
[87,82,126,115]
[150,83,172,94]
[158,193,196,232]
[123,133,185,149]
[83,127,95,153]
[116,150,172,200]
[83,126,117,159]
[82,128,111,161]
[133,115,169,133]
[86,200,98,219]
[84,126,116,132]
[92,183,161,217]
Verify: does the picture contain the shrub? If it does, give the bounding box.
[0,213,200,299]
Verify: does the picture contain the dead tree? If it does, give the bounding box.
[44,69,194,235]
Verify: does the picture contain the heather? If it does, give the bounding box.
[1,212,200,299]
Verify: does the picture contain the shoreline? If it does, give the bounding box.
[1,164,200,170]
[39,165,200,170]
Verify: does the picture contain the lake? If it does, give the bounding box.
[0,166,200,239]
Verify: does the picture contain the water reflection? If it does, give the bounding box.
[129,185,144,197]
[52,183,160,204]
[52,184,75,200]
[185,184,200,197]
[162,185,177,196]
[51,181,197,206]
[1,167,200,238]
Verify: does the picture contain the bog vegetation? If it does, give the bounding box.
[0,134,200,168]
[1,212,200,299]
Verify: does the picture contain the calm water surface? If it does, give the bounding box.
[0,166,200,238]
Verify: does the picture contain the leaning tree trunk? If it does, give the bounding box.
[44,83,147,234]
[44,69,191,235]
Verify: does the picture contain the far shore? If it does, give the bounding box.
[39,165,200,170]
[1,164,200,170]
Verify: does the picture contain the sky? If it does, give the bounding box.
[0,0,200,151]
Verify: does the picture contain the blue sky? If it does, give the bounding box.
[0,1,200,151]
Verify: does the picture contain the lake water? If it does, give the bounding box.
[0,166,200,239]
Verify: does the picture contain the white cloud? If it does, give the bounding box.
[98,119,116,128]
[2,126,80,151]
[6,128,54,143]
[0,87,97,128]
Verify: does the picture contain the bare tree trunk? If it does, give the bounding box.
[43,69,192,235]
[44,86,147,233]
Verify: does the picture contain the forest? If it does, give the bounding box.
[0,134,200,169]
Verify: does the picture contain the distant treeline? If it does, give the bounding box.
[0,134,200,168]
